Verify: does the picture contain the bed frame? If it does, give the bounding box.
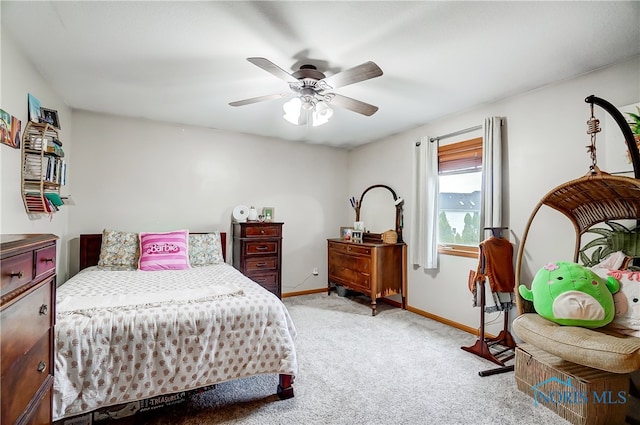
[76,232,294,400]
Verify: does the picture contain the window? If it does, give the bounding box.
[437,137,482,258]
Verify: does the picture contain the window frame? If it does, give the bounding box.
[437,137,483,258]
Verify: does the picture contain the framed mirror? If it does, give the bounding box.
[355,184,403,243]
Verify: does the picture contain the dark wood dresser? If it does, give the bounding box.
[327,238,406,315]
[1,234,58,425]
[233,222,283,298]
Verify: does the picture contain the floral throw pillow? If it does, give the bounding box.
[189,232,225,266]
[97,229,140,270]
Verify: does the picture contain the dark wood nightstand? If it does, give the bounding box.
[233,222,283,298]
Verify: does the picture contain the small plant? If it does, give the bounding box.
[628,106,640,135]
[579,221,640,267]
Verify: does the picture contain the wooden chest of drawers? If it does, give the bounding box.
[233,222,283,298]
[1,234,58,425]
[327,238,406,316]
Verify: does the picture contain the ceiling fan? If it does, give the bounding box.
[229,57,383,126]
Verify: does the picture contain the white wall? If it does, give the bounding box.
[1,30,72,279]
[1,30,349,289]
[349,56,640,335]
[68,111,349,290]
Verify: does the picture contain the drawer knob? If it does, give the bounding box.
[10,270,24,279]
[44,257,54,263]
[256,246,268,251]
[39,304,48,315]
[260,230,265,234]
[37,361,47,373]
[256,262,267,267]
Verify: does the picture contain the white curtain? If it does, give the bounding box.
[480,117,503,235]
[411,136,439,269]
[412,117,503,269]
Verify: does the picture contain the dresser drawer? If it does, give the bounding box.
[245,256,278,272]
[34,245,56,280]
[345,244,372,256]
[328,248,371,290]
[329,249,371,272]
[0,281,53,378]
[328,241,347,253]
[244,225,281,238]
[1,332,51,425]
[246,271,279,296]
[1,252,34,297]
[27,383,52,425]
[244,241,278,256]
[329,264,371,290]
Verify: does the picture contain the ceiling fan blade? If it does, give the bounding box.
[229,93,290,107]
[247,57,299,83]
[320,61,383,90]
[329,94,379,116]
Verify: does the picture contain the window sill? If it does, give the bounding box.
[438,245,479,259]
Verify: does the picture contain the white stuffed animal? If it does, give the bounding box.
[606,270,640,337]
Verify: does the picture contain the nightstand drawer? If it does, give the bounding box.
[1,252,34,297]
[35,245,56,280]
[245,257,277,272]
[0,332,51,425]
[244,225,281,238]
[246,271,279,295]
[244,241,278,255]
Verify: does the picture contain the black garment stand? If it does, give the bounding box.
[461,227,517,376]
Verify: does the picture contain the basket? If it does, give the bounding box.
[382,230,397,244]
[515,344,630,425]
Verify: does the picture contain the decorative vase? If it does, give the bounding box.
[248,206,258,222]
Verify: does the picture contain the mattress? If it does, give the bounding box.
[53,264,298,420]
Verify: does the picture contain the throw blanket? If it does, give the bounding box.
[57,283,243,315]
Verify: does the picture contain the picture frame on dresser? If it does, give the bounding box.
[262,207,275,222]
[340,227,353,241]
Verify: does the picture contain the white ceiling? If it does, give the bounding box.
[2,1,639,149]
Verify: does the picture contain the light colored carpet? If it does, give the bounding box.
[110,293,638,425]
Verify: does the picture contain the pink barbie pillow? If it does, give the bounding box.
[138,230,190,271]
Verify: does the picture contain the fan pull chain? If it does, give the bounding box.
[586,103,601,171]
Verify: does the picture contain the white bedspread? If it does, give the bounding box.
[54,264,298,420]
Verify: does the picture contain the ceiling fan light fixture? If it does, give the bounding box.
[283,97,302,125]
[312,101,333,127]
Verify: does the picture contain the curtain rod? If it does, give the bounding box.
[429,124,482,143]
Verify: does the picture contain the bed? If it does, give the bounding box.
[53,231,297,421]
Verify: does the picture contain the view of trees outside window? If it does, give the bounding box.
[438,170,482,246]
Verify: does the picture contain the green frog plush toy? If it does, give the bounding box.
[519,261,620,328]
